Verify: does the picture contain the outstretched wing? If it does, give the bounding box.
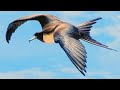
[6,14,60,43]
[58,35,87,76]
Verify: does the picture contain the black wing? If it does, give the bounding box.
[6,14,60,43]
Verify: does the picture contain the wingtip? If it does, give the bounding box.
[90,17,102,22]
[83,73,86,76]
[98,17,102,20]
[7,42,9,44]
[113,49,118,52]
[6,40,9,44]
[106,47,118,52]
[80,71,86,76]
[6,32,10,44]
[94,17,102,21]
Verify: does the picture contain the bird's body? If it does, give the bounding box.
[6,14,117,76]
[42,20,62,43]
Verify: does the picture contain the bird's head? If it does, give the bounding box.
[29,32,43,43]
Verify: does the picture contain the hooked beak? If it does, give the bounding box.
[29,36,37,43]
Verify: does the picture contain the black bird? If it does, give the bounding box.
[6,14,117,76]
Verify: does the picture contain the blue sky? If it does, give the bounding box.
[0,11,120,79]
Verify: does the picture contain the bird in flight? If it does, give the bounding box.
[6,14,117,76]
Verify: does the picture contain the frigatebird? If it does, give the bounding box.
[6,14,117,76]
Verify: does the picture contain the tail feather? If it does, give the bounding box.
[77,17,118,52]
[77,17,102,35]
[81,37,118,52]
[77,17,102,28]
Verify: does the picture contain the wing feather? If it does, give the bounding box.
[58,35,87,76]
[6,14,60,43]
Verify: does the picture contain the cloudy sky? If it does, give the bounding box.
[0,11,119,79]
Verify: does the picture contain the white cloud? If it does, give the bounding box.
[60,67,79,74]
[59,65,120,78]
[105,24,120,48]
[59,67,120,79]
[0,68,55,79]
[87,71,111,76]
[103,74,120,79]
[85,71,120,79]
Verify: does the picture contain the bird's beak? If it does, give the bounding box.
[29,36,37,43]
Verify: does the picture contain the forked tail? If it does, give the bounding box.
[77,17,118,52]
